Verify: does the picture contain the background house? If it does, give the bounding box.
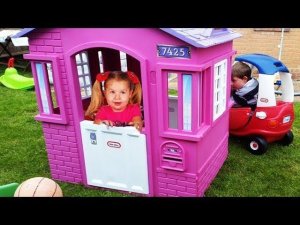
[232,28,300,81]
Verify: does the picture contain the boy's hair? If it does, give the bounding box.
[85,71,142,119]
[232,61,252,80]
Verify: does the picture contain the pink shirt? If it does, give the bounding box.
[95,104,141,123]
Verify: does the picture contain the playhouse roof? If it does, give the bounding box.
[160,28,241,48]
[13,28,241,48]
[11,28,35,38]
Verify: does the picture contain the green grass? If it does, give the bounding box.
[206,104,300,197]
[168,89,178,96]
[0,66,127,197]
[0,85,129,197]
[1,65,300,196]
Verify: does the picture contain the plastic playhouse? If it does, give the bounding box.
[229,53,295,155]
[17,28,241,197]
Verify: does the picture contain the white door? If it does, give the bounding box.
[80,121,149,194]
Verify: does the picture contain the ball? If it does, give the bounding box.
[14,177,63,197]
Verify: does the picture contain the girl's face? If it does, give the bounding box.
[231,76,248,90]
[104,79,132,112]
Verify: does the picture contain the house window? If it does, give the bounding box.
[75,51,92,99]
[213,59,227,121]
[35,62,59,114]
[157,68,206,140]
[167,71,193,131]
[98,51,104,73]
[97,50,128,73]
[25,54,67,124]
[35,63,51,114]
[168,73,178,129]
[120,51,128,72]
[183,74,192,130]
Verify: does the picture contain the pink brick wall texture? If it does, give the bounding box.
[197,136,228,196]
[30,30,83,184]
[156,136,228,197]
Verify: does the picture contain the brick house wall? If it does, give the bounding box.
[28,29,84,184]
[232,28,300,81]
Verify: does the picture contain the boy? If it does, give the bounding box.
[231,61,259,108]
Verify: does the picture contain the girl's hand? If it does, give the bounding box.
[101,120,114,127]
[94,119,114,127]
[129,116,143,132]
[94,119,101,124]
[128,121,142,132]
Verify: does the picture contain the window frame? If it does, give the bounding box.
[75,51,92,99]
[213,59,227,121]
[156,63,210,142]
[165,71,194,131]
[25,54,68,124]
[119,51,128,72]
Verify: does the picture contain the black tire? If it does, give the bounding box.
[281,131,294,146]
[246,136,268,155]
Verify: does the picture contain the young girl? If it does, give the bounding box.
[85,71,143,132]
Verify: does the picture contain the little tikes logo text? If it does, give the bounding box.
[107,141,121,148]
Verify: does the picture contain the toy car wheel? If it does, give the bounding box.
[246,136,268,155]
[281,131,294,146]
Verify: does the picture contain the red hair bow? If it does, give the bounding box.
[96,71,140,84]
[127,71,140,84]
[96,71,110,82]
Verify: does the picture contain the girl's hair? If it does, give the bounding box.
[85,71,142,119]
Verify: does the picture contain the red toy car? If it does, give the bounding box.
[229,54,295,155]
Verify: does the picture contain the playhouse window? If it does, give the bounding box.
[75,51,92,99]
[24,53,67,124]
[98,51,104,73]
[30,58,67,124]
[46,63,58,110]
[35,62,59,114]
[167,72,192,131]
[97,50,128,72]
[120,51,128,72]
[213,59,227,121]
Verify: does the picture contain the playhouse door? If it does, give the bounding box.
[80,121,149,194]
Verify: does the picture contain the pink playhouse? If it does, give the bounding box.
[17,28,241,197]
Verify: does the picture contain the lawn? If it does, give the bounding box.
[205,108,300,197]
[0,67,299,197]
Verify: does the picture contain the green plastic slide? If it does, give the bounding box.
[0,183,19,197]
[0,67,34,90]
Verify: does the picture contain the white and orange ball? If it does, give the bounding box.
[14,177,63,197]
